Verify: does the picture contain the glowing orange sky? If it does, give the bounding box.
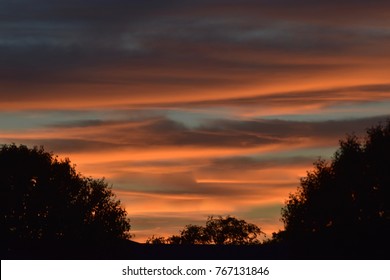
[1,0,390,242]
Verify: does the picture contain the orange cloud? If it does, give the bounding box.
[2,0,390,242]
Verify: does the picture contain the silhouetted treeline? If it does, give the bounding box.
[271,121,390,258]
[0,144,131,258]
[2,121,390,259]
[146,216,265,245]
[145,121,390,259]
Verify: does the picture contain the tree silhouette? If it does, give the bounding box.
[145,235,168,245]
[275,121,390,257]
[177,224,209,244]
[147,215,264,245]
[205,215,263,245]
[0,144,131,246]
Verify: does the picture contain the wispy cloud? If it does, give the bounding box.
[1,1,390,110]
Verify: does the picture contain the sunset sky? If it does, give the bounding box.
[1,0,390,242]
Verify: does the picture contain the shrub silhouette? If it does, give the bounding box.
[275,121,390,257]
[204,215,264,245]
[146,235,168,245]
[147,215,265,245]
[0,144,131,246]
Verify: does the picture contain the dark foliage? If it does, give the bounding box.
[274,121,390,258]
[147,215,265,245]
[0,144,131,253]
[145,235,168,245]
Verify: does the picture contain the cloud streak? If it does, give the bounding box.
[1,1,390,110]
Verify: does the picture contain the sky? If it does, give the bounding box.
[1,0,390,242]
